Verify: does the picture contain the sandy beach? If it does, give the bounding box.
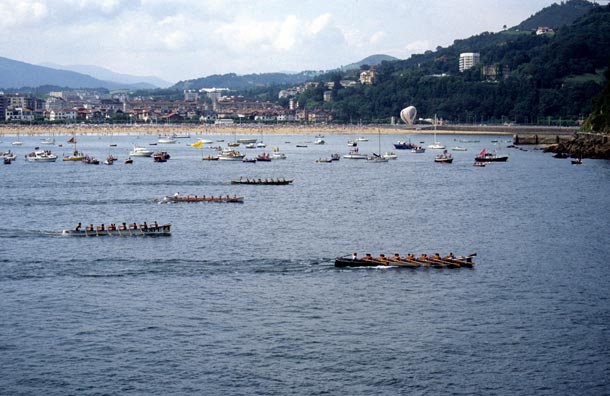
[0,123,515,137]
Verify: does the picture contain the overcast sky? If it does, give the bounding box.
[0,0,563,83]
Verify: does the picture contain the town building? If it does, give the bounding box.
[359,70,376,85]
[459,52,480,72]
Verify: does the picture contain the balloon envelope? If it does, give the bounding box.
[400,106,417,126]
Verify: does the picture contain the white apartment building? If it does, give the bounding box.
[459,52,480,72]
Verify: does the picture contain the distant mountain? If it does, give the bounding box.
[172,71,321,91]
[172,54,398,91]
[0,56,157,90]
[41,63,172,89]
[511,0,595,31]
[341,54,399,71]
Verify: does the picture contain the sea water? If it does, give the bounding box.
[1,133,609,395]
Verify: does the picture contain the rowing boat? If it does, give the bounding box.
[162,195,244,203]
[62,224,171,237]
[335,253,475,268]
[230,178,293,185]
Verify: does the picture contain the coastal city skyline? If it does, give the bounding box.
[1,0,561,82]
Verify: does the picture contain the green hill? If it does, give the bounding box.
[296,2,610,125]
[511,0,594,31]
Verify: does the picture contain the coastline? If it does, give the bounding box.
[0,124,516,137]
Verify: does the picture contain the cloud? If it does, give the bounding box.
[369,31,385,45]
[405,40,432,53]
[0,1,48,27]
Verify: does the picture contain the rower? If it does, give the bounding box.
[392,253,401,261]
[444,252,455,260]
[152,220,158,228]
[433,252,441,260]
[351,252,358,260]
[75,222,81,231]
[418,253,428,261]
[119,222,127,230]
[375,254,388,264]
[363,253,373,261]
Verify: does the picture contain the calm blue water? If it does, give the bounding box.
[1,132,609,395]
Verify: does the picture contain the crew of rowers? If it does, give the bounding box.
[75,221,160,231]
[239,177,288,183]
[351,252,456,264]
[172,192,240,201]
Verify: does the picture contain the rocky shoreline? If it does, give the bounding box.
[543,133,610,160]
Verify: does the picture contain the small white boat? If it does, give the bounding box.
[271,151,287,160]
[237,138,257,144]
[25,150,58,162]
[2,151,17,161]
[428,143,446,150]
[40,137,55,145]
[450,146,468,151]
[245,143,256,149]
[367,155,389,163]
[12,140,23,146]
[357,137,368,142]
[158,137,177,144]
[314,139,325,145]
[382,151,398,160]
[411,146,425,153]
[256,142,266,148]
[218,150,245,161]
[343,150,368,159]
[129,147,154,157]
[347,140,357,147]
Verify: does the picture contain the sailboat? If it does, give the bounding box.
[62,136,84,161]
[12,132,23,146]
[367,129,389,162]
[427,114,445,149]
[228,130,240,147]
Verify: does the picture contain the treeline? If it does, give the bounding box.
[295,4,610,125]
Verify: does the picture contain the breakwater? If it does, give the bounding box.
[544,132,610,159]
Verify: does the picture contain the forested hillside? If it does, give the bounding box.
[296,2,610,125]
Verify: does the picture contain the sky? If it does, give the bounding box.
[0,0,565,83]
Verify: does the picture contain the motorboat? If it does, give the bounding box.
[82,156,100,165]
[40,137,55,145]
[245,143,256,149]
[130,146,154,157]
[343,150,368,159]
[103,155,114,165]
[271,151,287,160]
[434,151,453,163]
[25,150,58,162]
[347,140,357,147]
[315,158,333,163]
[153,151,170,162]
[237,138,257,144]
[256,142,266,148]
[314,139,325,145]
[394,141,416,150]
[330,153,341,161]
[451,146,468,151]
[411,146,425,153]
[2,150,17,162]
[63,151,85,161]
[158,137,177,144]
[357,137,368,142]
[257,153,272,162]
[218,150,245,161]
[475,148,508,162]
[382,151,398,160]
[428,143,446,150]
[242,157,257,163]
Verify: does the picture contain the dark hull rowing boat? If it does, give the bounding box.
[231,178,294,185]
[162,195,244,203]
[62,224,171,236]
[335,255,475,268]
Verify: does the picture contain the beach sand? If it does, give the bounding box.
[0,124,511,137]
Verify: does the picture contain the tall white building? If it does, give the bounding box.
[459,52,480,72]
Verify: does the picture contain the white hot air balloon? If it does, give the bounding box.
[400,106,417,126]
